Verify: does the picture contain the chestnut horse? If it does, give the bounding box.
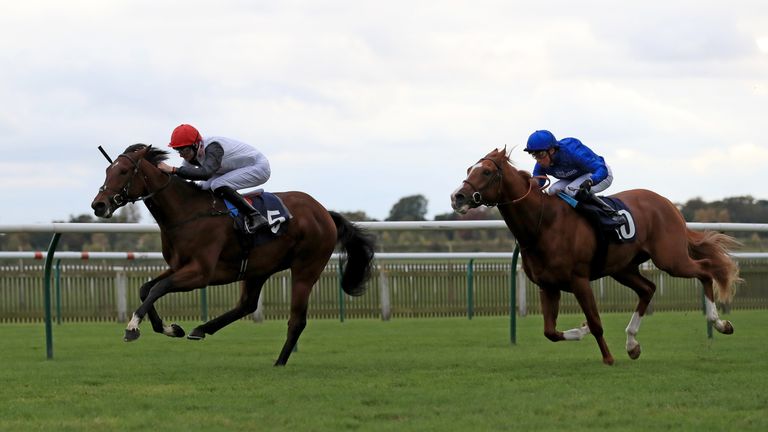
[91,144,375,366]
[451,148,740,365]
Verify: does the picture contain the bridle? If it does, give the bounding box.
[462,157,548,207]
[98,151,172,208]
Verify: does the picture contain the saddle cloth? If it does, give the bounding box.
[224,190,292,245]
[558,192,637,243]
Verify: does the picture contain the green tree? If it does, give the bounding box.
[386,194,428,221]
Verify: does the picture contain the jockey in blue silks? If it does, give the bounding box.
[524,130,626,226]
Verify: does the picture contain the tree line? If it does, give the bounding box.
[1,194,766,253]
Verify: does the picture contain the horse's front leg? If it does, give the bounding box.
[572,278,614,365]
[125,264,211,342]
[137,270,186,339]
[125,277,176,342]
[539,285,590,342]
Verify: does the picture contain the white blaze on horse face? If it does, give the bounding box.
[451,162,485,213]
[451,184,469,213]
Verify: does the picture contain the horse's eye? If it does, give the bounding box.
[483,169,492,176]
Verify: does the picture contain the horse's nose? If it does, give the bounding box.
[92,201,109,218]
[452,192,466,209]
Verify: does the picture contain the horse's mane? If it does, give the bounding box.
[487,146,534,180]
[123,144,170,166]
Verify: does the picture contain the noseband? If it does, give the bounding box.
[462,157,541,207]
[98,152,171,207]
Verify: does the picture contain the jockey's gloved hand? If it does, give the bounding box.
[575,178,593,202]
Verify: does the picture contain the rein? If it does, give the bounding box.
[99,153,172,207]
[463,157,549,207]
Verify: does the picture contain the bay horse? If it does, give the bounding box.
[451,148,740,365]
[91,144,375,366]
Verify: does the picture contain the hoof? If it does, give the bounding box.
[168,323,185,338]
[720,320,734,335]
[628,344,641,360]
[603,356,615,366]
[187,328,206,341]
[124,328,140,342]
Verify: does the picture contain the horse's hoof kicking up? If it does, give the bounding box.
[628,344,641,360]
[124,328,140,342]
[720,320,734,335]
[187,328,206,340]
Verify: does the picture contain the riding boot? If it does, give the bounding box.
[214,186,269,233]
[586,192,627,226]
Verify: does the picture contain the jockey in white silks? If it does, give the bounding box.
[158,124,271,233]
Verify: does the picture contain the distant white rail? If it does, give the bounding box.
[1,251,766,260]
[1,221,767,233]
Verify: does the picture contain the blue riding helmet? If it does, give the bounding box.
[525,130,558,152]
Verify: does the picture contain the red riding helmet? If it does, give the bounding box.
[169,124,202,148]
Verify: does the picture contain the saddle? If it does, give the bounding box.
[558,192,637,279]
[223,190,293,246]
[558,192,636,243]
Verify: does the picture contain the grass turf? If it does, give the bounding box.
[0,310,766,431]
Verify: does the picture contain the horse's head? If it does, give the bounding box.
[451,147,535,214]
[91,144,169,218]
[451,148,510,214]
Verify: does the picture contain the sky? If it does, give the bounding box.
[1,0,767,225]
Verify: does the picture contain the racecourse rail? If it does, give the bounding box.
[2,221,768,359]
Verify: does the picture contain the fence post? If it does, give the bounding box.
[516,258,526,318]
[510,245,520,345]
[55,259,62,325]
[115,269,127,322]
[379,264,391,321]
[43,233,62,360]
[338,257,345,322]
[200,287,208,322]
[466,259,474,319]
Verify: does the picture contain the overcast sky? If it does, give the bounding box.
[1,0,767,225]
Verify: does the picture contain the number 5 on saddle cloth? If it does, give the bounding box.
[223,190,293,245]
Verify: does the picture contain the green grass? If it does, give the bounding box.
[0,311,766,431]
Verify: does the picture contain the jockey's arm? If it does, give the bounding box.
[572,143,608,184]
[176,142,224,180]
[532,163,547,186]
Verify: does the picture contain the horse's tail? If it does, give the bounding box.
[329,211,376,296]
[686,230,742,303]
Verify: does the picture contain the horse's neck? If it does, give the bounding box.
[498,175,547,248]
[144,175,218,227]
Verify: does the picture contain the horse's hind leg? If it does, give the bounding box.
[188,275,268,340]
[652,253,734,335]
[274,260,327,366]
[611,265,656,360]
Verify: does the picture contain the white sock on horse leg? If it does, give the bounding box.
[563,324,590,341]
[625,311,642,351]
[705,298,728,332]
